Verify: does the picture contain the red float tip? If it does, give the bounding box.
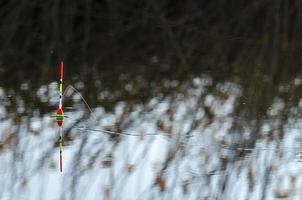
[60,61,64,80]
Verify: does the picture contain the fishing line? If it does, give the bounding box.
[63,85,94,115]
[62,84,170,137]
[61,81,302,159]
[76,127,172,137]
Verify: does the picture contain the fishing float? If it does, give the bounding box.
[56,61,64,172]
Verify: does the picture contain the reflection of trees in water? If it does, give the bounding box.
[1,75,302,199]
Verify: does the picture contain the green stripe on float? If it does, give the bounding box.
[56,116,64,121]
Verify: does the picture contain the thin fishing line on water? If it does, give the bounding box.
[63,85,94,115]
[61,85,302,138]
[219,144,301,152]
[76,126,172,137]
[56,85,302,162]
[216,142,302,162]
[62,85,171,137]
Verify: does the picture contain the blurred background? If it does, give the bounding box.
[1,1,302,199]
